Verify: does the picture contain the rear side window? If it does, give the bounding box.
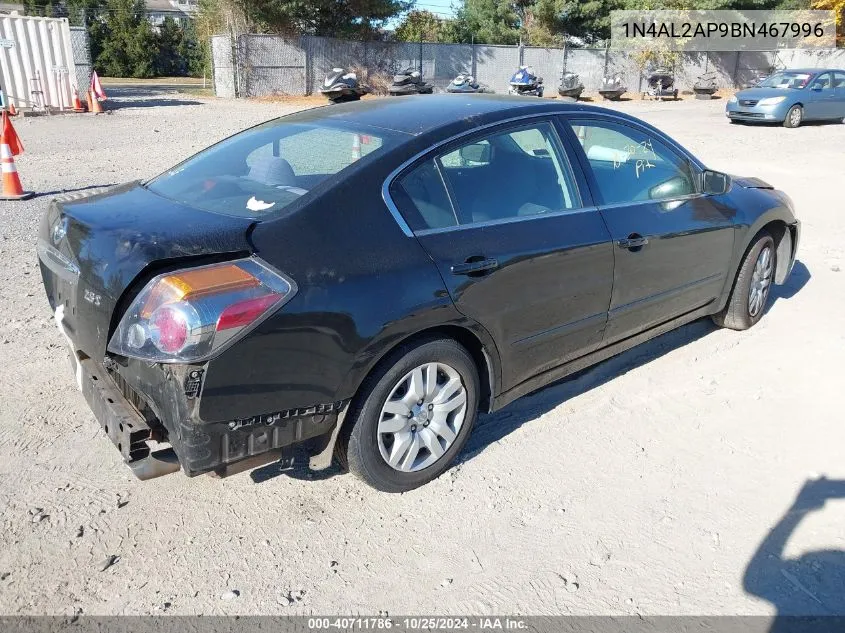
[835,72,845,88]
[570,120,697,205]
[394,160,458,230]
[147,121,396,219]
[393,121,581,231]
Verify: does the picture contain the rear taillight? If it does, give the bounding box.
[108,258,296,363]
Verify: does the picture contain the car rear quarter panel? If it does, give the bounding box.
[196,154,493,424]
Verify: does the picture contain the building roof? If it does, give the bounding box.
[144,0,195,15]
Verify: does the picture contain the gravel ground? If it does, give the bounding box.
[1,87,844,617]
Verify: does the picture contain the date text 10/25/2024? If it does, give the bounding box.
[307,617,528,631]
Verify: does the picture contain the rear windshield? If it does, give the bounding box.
[146,119,399,218]
[758,72,812,89]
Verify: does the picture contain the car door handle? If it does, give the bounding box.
[451,258,499,275]
[618,235,649,249]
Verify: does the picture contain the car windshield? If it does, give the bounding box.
[758,72,812,89]
[146,119,399,218]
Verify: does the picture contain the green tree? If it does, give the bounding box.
[155,17,187,75]
[440,0,573,45]
[91,0,158,77]
[394,9,445,41]
[23,0,105,24]
[234,0,412,38]
[443,0,521,43]
[178,21,206,77]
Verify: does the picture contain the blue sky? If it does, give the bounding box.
[412,0,457,19]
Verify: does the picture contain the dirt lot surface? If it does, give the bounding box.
[1,88,843,617]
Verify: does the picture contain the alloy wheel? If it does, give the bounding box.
[789,108,802,127]
[748,246,773,317]
[377,362,467,472]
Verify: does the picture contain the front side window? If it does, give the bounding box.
[570,120,697,205]
[809,73,832,90]
[147,121,395,218]
[394,121,581,231]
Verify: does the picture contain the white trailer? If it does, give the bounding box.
[0,14,78,111]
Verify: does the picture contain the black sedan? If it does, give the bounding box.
[37,95,800,492]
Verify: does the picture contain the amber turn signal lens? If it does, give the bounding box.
[141,263,259,318]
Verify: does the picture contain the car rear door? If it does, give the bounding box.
[834,72,845,118]
[388,118,614,391]
[561,115,736,344]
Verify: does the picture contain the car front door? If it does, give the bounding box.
[388,119,614,390]
[834,72,845,118]
[563,116,736,344]
[805,72,837,119]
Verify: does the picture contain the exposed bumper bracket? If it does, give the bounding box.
[80,358,181,479]
[129,448,181,480]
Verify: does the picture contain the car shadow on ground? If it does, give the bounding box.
[462,259,809,463]
[744,477,845,629]
[732,119,844,128]
[765,259,810,313]
[254,260,810,485]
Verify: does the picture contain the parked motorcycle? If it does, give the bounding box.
[598,73,627,101]
[320,67,370,103]
[693,71,718,100]
[557,72,584,101]
[508,66,544,97]
[388,67,434,96]
[446,72,491,94]
[643,67,678,101]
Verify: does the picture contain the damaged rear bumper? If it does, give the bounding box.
[80,359,181,480]
[79,357,344,480]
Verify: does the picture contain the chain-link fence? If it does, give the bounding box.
[212,35,845,99]
[69,26,92,96]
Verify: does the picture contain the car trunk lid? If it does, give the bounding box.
[38,182,256,360]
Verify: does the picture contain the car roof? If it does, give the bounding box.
[778,68,844,74]
[299,94,634,137]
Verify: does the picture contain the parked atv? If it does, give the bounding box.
[598,73,627,101]
[388,67,434,96]
[508,66,544,97]
[320,67,370,104]
[558,72,584,101]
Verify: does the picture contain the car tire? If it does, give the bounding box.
[713,231,776,331]
[337,337,479,492]
[783,105,803,128]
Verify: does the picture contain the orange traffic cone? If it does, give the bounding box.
[72,89,85,113]
[351,134,361,161]
[89,90,103,114]
[0,112,33,200]
[89,71,107,114]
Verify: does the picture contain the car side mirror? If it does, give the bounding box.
[702,170,730,195]
[811,84,823,91]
